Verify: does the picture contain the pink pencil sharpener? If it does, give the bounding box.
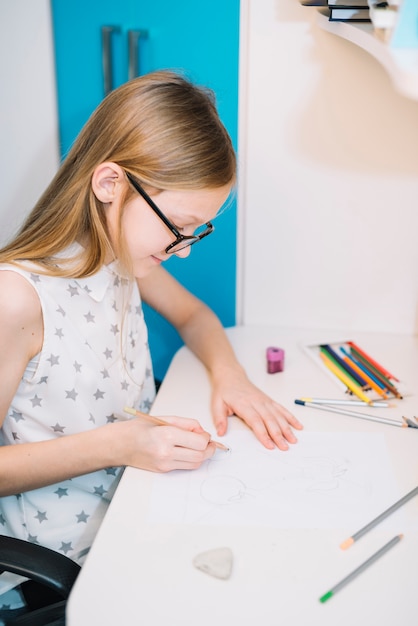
[266,346,285,374]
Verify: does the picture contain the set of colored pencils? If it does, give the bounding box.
[318,341,402,404]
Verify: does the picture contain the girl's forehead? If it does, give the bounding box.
[157,184,232,221]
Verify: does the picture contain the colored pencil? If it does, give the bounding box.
[320,345,368,388]
[294,399,414,429]
[350,347,399,391]
[348,341,400,382]
[340,486,418,550]
[319,535,403,603]
[319,351,372,404]
[339,349,389,399]
[299,397,391,408]
[349,346,402,399]
[340,347,389,397]
[123,406,230,451]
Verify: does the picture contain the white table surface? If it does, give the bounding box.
[67,326,418,626]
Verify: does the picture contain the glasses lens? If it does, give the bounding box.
[166,223,213,254]
[167,238,198,254]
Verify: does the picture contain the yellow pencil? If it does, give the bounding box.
[123,406,230,451]
[319,352,372,404]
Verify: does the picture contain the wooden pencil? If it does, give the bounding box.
[320,345,368,388]
[348,341,400,382]
[349,346,402,399]
[340,352,389,399]
[319,352,372,404]
[123,406,230,451]
[320,535,404,603]
[294,399,409,428]
[340,486,418,549]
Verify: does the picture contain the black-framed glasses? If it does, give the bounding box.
[125,172,214,254]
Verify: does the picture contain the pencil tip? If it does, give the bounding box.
[402,416,418,429]
[123,406,137,416]
[340,537,354,550]
[319,591,333,603]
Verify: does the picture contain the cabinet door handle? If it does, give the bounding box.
[101,25,121,96]
[128,29,148,80]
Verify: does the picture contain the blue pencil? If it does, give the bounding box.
[340,346,387,392]
[320,345,368,388]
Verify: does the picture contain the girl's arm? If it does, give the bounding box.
[0,271,214,496]
[137,267,303,450]
[0,416,215,496]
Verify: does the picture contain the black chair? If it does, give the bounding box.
[0,535,80,626]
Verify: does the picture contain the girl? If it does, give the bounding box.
[0,70,302,614]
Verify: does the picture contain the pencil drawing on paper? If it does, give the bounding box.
[189,447,371,524]
[148,430,399,529]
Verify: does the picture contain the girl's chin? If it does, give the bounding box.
[132,257,163,278]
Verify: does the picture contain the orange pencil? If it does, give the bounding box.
[348,341,400,382]
[341,354,389,400]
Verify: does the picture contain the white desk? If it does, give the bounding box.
[67,326,418,626]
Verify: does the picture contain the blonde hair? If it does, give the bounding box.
[0,70,236,277]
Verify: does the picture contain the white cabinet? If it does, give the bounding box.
[0,0,59,245]
[237,0,418,335]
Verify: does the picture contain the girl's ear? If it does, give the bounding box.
[91,162,125,203]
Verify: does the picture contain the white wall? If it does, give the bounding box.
[0,0,59,245]
[237,0,418,334]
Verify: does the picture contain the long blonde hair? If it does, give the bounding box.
[0,70,236,277]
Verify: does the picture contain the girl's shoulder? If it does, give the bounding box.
[0,268,43,414]
[0,267,43,336]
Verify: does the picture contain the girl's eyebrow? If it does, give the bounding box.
[169,210,211,225]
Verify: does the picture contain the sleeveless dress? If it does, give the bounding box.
[0,250,155,595]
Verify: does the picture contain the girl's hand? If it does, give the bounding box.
[210,369,303,451]
[115,415,216,472]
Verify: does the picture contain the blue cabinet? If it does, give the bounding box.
[51,1,240,379]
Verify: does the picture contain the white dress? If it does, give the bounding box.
[0,251,155,595]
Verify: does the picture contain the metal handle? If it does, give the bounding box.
[128,29,148,80]
[102,25,121,96]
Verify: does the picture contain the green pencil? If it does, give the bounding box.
[319,534,403,603]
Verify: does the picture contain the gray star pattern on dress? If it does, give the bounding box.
[52,423,66,434]
[30,395,42,408]
[59,541,73,555]
[11,411,24,422]
[47,354,60,367]
[0,248,155,596]
[76,511,89,523]
[54,488,68,498]
[34,511,48,523]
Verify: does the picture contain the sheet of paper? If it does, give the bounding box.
[148,430,400,529]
